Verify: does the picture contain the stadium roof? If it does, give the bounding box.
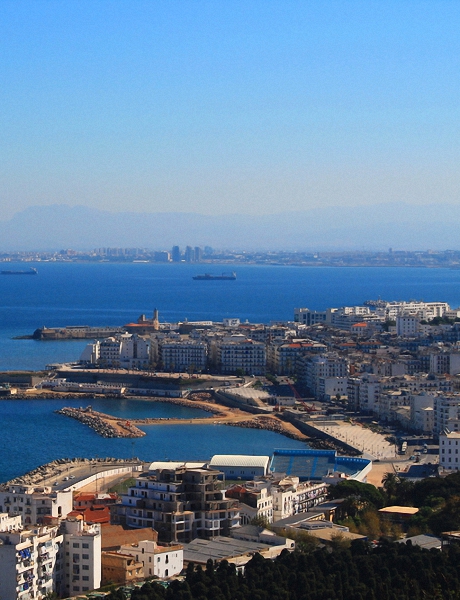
[209,455,270,468]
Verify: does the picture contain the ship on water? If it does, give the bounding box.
[1,267,38,275]
[193,271,236,281]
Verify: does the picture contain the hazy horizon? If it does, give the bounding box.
[1,1,459,236]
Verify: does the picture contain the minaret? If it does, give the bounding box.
[153,308,159,330]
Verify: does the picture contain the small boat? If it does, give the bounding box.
[1,267,38,275]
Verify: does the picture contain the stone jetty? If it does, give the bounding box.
[56,406,146,438]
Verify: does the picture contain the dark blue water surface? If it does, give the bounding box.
[0,398,305,483]
[1,262,459,481]
[2,262,460,371]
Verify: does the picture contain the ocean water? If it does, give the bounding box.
[1,262,460,482]
[2,261,460,371]
[0,398,306,483]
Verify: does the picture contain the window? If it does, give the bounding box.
[82,565,89,571]
[73,543,80,548]
[82,554,89,560]
[82,576,89,581]
[82,543,89,549]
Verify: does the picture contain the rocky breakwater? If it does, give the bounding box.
[56,406,146,438]
[226,416,305,441]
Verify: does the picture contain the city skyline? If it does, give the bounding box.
[1,1,460,234]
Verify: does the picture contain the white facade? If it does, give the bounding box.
[213,338,266,375]
[0,484,73,526]
[440,430,460,471]
[434,394,460,435]
[377,301,450,320]
[302,354,349,397]
[271,477,328,522]
[318,376,348,400]
[62,519,101,598]
[410,393,435,433]
[396,315,420,337]
[159,339,207,372]
[0,521,64,600]
[120,539,183,580]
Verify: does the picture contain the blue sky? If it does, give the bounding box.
[1,0,460,218]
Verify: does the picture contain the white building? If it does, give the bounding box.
[159,339,207,372]
[271,477,327,522]
[396,315,420,337]
[0,518,64,600]
[410,393,435,433]
[301,354,349,397]
[120,539,183,579]
[377,301,450,320]
[294,308,328,326]
[0,484,73,526]
[62,519,101,598]
[208,455,270,480]
[439,430,460,471]
[212,337,266,375]
[434,394,460,435]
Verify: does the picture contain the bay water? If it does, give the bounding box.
[1,262,459,482]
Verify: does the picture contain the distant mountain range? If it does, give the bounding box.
[0,203,457,251]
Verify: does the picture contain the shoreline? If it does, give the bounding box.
[7,392,357,454]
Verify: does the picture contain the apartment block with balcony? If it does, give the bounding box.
[0,519,64,600]
[0,484,73,526]
[119,464,240,543]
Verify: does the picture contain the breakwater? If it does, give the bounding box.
[56,407,146,438]
[0,457,140,489]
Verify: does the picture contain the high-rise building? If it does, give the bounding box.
[171,246,181,263]
[184,246,194,263]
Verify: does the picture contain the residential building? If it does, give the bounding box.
[119,539,183,579]
[212,337,266,375]
[0,484,73,526]
[119,463,240,543]
[159,339,207,372]
[0,520,64,600]
[439,430,460,471]
[62,519,101,598]
[101,551,143,585]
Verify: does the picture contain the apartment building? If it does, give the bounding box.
[226,481,273,525]
[119,464,240,543]
[119,539,183,579]
[212,337,266,375]
[0,484,73,526]
[267,341,326,375]
[62,519,101,598]
[301,354,349,397]
[159,339,207,372]
[439,430,460,471]
[0,519,64,600]
[433,394,460,435]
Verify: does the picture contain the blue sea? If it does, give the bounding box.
[1,262,460,482]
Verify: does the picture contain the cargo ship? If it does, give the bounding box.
[193,271,236,281]
[1,267,38,275]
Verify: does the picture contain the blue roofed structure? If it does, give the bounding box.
[270,449,371,482]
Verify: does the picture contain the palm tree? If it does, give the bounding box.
[382,471,400,501]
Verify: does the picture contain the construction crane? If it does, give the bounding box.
[288,382,318,413]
